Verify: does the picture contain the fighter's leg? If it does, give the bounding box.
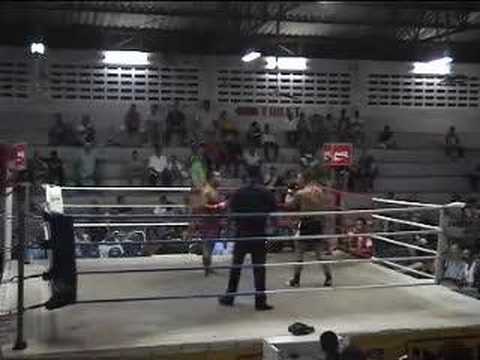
[288,239,306,287]
[202,240,215,276]
[313,241,332,286]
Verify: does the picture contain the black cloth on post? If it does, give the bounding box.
[44,213,77,310]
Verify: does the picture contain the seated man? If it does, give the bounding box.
[442,243,467,288]
[46,150,65,185]
[48,113,70,146]
[262,124,279,162]
[168,155,189,185]
[246,121,263,147]
[73,142,98,186]
[76,114,96,145]
[146,103,163,146]
[347,218,373,258]
[147,145,171,186]
[243,145,262,178]
[285,108,298,146]
[377,125,396,149]
[165,100,187,146]
[263,165,279,187]
[296,112,312,155]
[218,110,238,139]
[126,150,145,185]
[445,126,464,159]
[223,132,243,178]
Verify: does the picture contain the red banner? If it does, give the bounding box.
[322,143,353,167]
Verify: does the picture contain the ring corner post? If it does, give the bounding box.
[434,208,448,285]
[13,184,28,351]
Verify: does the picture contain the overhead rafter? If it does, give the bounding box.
[1,2,480,31]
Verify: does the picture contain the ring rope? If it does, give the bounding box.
[23,280,436,312]
[371,214,441,231]
[371,234,437,255]
[67,205,450,220]
[373,258,435,279]
[71,229,439,245]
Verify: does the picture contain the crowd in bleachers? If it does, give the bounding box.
[22,100,480,299]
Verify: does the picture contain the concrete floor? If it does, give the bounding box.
[2,253,480,359]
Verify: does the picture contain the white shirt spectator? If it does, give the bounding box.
[262,132,276,144]
[465,261,477,286]
[148,154,168,173]
[243,149,261,167]
[444,259,466,281]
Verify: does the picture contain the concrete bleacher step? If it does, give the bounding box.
[370,149,479,164]
[378,162,471,177]
[374,176,470,193]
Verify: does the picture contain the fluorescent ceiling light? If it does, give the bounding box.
[103,51,150,65]
[242,51,261,62]
[265,57,308,70]
[30,42,45,55]
[412,56,453,75]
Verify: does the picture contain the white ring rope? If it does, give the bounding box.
[73,229,439,245]
[65,204,188,209]
[75,256,439,276]
[371,214,441,231]
[373,257,435,279]
[60,186,192,192]
[74,222,190,228]
[373,197,465,209]
[371,235,437,255]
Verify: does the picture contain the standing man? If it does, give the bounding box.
[191,171,226,276]
[286,170,333,288]
[218,168,277,311]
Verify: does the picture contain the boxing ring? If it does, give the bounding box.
[2,185,480,360]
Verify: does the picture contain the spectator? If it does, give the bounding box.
[442,243,467,288]
[147,145,171,186]
[153,195,174,215]
[146,103,163,146]
[285,108,298,146]
[468,161,480,191]
[350,110,365,147]
[246,121,263,147]
[124,104,141,136]
[377,125,396,149]
[445,126,464,159]
[320,331,341,360]
[325,113,336,142]
[243,145,262,177]
[358,154,378,192]
[297,112,311,155]
[337,108,350,141]
[309,113,325,150]
[263,165,279,187]
[300,153,319,170]
[262,124,279,162]
[168,155,189,185]
[190,142,208,189]
[224,132,243,178]
[76,115,96,145]
[165,100,187,146]
[193,100,211,143]
[29,150,48,189]
[45,150,65,185]
[73,142,98,186]
[218,110,238,140]
[347,217,373,258]
[203,133,225,173]
[48,113,69,146]
[126,150,144,186]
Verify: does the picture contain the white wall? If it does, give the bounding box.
[1,46,480,145]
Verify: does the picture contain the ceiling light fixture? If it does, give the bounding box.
[265,57,308,70]
[241,51,262,63]
[103,51,150,65]
[30,42,46,55]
